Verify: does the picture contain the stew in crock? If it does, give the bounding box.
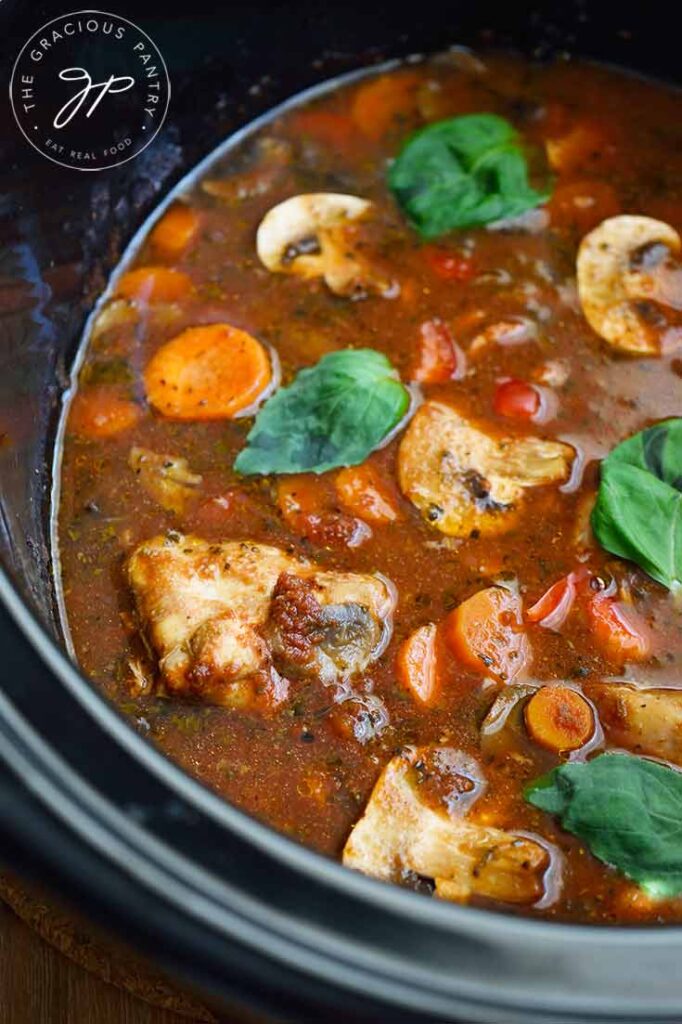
[58,50,682,923]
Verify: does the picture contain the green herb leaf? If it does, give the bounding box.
[591,419,682,589]
[388,113,550,238]
[526,753,682,898]
[234,348,410,476]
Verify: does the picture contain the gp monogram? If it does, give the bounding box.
[9,10,170,170]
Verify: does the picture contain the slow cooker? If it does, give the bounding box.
[1,2,680,1019]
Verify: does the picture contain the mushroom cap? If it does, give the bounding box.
[256,192,372,277]
[397,400,573,538]
[577,214,681,354]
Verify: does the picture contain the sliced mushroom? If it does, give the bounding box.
[90,296,183,344]
[480,683,539,759]
[577,215,682,354]
[264,570,394,685]
[128,446,203,515]
[343,751,549,905]
[256,193,392,297]
[587,683,682,766]
[397,401,573,538]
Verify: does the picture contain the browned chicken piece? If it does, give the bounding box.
[588,683,682,765]
[398,401,573,538]
[126,533,395,706]
[128,446,202,515]
[343,751,549,905]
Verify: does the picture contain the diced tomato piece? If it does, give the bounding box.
[585,595,652,663]
[397,623,439,705]
[423,245,476,282]
[493,378,541,421]
[444,585,531,683]
[526,567,590,631]
[411,319,464,384]
[300,512,372,549]
[527,576,576,630]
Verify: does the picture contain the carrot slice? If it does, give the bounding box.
[149,204,200,260]
[336,463,401,524]
[290,110,357,151]
[397,623,439,705]
[69,386,141,439]
[144,323,271,420]
[524,686,594,753]
[351,72,419,140]
[276,474,371,548]
[586,595,651,663]
[444,586,530,683]
[117,266,193,303]
[276,474,334,525]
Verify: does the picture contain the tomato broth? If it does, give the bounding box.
[57,51,682,924]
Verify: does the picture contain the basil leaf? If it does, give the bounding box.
[591,419,682,589]
[234,348,410,476]
[526,753,682,898]
[388,113,550,238]
[606,418,682,490]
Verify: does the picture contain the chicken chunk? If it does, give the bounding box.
[343,751,549,904]
[126,534,395,706]
[588,683,682,765]
[398,401,573,538]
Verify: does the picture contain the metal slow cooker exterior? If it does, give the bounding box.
[1,2,680,1020]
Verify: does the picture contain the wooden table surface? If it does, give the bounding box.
[0,871,227,1023]
[0,900,196,1023]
